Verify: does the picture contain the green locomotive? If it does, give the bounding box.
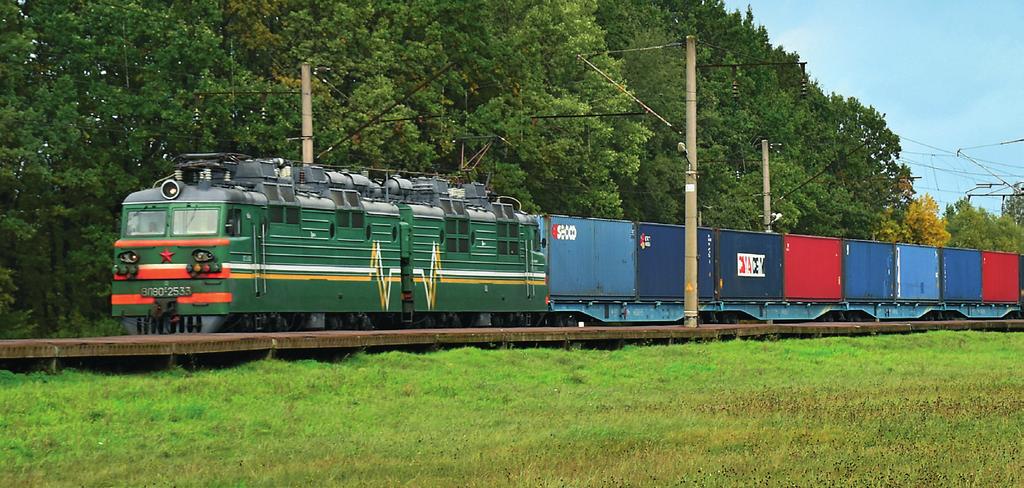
[112,154,547,333]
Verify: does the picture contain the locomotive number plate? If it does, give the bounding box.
[139,286,193,298]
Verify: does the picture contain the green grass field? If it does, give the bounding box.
[2,331,1023,486]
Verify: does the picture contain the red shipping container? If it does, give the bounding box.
[982,251,1020,303]
[784,234,842,301]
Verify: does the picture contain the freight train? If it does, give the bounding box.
[112,153,1023,334]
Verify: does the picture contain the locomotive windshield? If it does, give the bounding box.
[125,210,167,236]
[172,208,220,235]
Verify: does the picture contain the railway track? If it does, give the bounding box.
[3,320,1023,372]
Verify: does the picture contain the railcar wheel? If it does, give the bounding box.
[325,314,342,330]
[415,314,435,329]
[550,314,572,327]
[440,312,461,328]
[457,313,479,328]
[286,314,304,331]
[360,314,374,330]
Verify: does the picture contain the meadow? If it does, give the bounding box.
[2,331,1023,486]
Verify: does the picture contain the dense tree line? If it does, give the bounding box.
[945,198,1024,253]
[0,0,1014,337]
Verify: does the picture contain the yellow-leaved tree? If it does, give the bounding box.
[875,194,951,246]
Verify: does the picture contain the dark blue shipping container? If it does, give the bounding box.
[896,244,940,301]
[636,224,714,300]
[636,223,680,299]
[546,216,636,299]
[940,247,982,302]
[843,240,895,301]
[716,230,783,300]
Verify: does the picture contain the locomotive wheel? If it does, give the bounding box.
[415,314,435,329]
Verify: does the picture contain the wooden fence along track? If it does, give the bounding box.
[2,320,1023,372]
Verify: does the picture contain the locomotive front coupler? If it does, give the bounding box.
[149,300,181,333]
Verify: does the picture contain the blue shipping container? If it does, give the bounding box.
[896,244,940,301]
[546,216,636,299]
[636,224,714,300]
[843,240,895,301]
[717,230,783,300]
[941,248,982,302]
[636,223,681,299]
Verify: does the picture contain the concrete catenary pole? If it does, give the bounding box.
[684,36,698,328]
[301,62,314,165]
[762,138,772,232]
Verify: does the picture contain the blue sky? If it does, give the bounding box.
[722,0,1024,213]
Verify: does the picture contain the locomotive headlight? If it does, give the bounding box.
[118,251,140,264]
[161,180,182,200]
[191,249,214,262]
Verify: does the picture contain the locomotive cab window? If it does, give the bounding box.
[336,210,366,229]
[336,210,350,228]
[269,206,284,224]
[225,208,242,237]
[285,207,300,225]
[171,208,219,235]
[125,210,167,236]
[497,222,520,256]
[445,218,470,253]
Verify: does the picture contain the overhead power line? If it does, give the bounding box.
[576,54,681,136]
[579,42,683,59]
[901,151,1024,171]
[900,158,1021,179]
[898,134,1018,189]
[957,136,1024,151]
[898,134,954,155]
[317,62,455,160]
[775,141,868,203]
[530,111,645,121]
[955,148,1016,189]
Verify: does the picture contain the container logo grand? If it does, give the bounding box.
[737,253,766,277]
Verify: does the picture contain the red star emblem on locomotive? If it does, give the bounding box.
[159,248,174,263]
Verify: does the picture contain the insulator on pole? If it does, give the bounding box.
[800,62,808,98]
[731,66,739,100]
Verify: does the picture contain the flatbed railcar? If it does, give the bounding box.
[111,154,1023,334]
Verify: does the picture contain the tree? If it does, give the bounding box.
[876,194,950,246]
[1002,193,1024,226]
[1,0,920,336]
[946,199,1024,253]
[595,0,910,237]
